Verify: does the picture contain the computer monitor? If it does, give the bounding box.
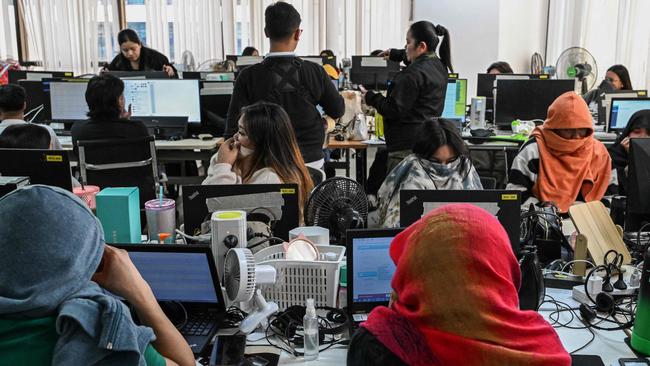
[400,190,521,256]
[608,98,650,132]
[182,71,235,81]
[225,55,264,70]
[599,90,647,127]
[476,74,550,122]
[441,78,467,121]
[494,79,576,127]
[346,228,402,319]
[113,244,225,304]
[350,56,400,90]
[626,138,650,231]
[122,79,202,124]
[105,70,169,79]
[200,81,233,120]
[8,70,73,85]
[182,184,300,241]
[0,149,73,191]
[300,55,337,69]
[19,80,52,124]
[49,80,90,121]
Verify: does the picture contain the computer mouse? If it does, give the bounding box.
[198,133,213,141]
[169,135,182,141]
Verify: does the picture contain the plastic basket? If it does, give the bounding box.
[254,245,345,309]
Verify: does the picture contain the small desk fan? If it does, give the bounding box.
[304,177,368,245]
[223,248,278,334]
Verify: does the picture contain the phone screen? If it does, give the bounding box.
[209,335,247,366]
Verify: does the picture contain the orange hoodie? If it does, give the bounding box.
[530,91,611,212]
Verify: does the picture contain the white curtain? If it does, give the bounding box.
[546,0,650,90]
[145,0,171,56]
[246,0,410,59]
[172,0,223,66]
[21,0,118,74]
[0,0,18,60]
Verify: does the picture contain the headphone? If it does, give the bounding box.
[268,305,348,355]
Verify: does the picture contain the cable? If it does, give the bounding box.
[247,236,284,251]
[561,259,594,273]
[174,229,210,244]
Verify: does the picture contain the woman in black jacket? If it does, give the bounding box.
[362,21,453,173]
[106,29,178,78]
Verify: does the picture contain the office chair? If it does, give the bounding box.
[307,166,325,186]
[77,135,159,206]
[479,176,498,189]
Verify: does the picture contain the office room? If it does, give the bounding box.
[2,0,650,364]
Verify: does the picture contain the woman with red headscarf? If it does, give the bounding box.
[347,204,571,366]
[507,91,616,212]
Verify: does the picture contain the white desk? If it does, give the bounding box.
[58,135,222,151]
[228,287,639,365]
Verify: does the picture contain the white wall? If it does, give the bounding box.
[414,0,549,98]
[413,0,499,99]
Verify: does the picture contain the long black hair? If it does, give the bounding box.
[117,28,142,46]
[408,21,453,72]
[608,65,633,90]
[412,118,470,173]
[236,102,313,210]
[85,74,124,121]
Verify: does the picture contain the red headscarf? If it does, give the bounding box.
[361,204,571,366]
[531,91,611,212]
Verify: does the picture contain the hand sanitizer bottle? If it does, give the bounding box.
[303,298,319,361]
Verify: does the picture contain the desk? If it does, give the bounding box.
[59,136,223,185]
[326,138,370,188]
[213,287,638,365]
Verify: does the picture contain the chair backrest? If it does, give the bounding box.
[479,176,498,189]
[307,166,324,186]
[77,136,158,205]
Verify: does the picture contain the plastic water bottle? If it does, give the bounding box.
[303,298,319,361]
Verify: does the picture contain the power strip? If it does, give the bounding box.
[571,284,639,305]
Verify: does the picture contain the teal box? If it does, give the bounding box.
[96,187,141,243]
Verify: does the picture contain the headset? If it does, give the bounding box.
[267,305,349,356]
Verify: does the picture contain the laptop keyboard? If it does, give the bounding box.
[180,312,219,336]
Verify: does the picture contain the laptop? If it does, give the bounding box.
[0,149,73,191]
[113,244,226,355]
[346,228,403,326]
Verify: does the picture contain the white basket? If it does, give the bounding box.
[254,245,345,309]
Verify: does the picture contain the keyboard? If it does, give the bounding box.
[180,312,218,336]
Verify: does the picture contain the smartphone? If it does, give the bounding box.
[209,335,247,366]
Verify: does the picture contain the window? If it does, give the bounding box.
[0,0,18,61]
[124,0,174,61]
[127,22,147,45]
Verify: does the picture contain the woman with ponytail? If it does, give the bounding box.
[362,21,453,173]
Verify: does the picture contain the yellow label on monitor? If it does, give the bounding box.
[45,155,63,162]
[539,74,549,79]
[64,72,73,76]
[501,194,518,201]
[448,73,458,79]
[639,91,647,96]
[281,188,296,194]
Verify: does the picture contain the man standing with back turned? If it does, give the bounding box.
[225,2,344,170]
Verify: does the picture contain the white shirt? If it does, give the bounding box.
[265,51,297,58]
[0,119,63,150]
[202,153,282,185]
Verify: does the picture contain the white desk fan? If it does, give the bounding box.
[223,248,278,334]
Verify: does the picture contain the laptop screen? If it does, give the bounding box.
[128,251,220,303]
[352,236,396,303]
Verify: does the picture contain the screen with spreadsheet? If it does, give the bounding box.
[49,81,89,121]
[442,78,467,120]
[123,79,201,123]
[127,251,219,303]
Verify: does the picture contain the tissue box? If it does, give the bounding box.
[96,187,141,243]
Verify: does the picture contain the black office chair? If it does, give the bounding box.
[77,136,159,206]
[307,166,325,186]
[479,176,498,190]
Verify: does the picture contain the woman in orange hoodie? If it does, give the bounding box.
[507,91,616,212]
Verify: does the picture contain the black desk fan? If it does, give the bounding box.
[304,177,368,245]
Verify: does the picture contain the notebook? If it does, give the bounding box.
[346,228,402,325]
[114,244,226,355]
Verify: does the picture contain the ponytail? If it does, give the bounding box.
[434,24,453,73]
[408,21,453,72]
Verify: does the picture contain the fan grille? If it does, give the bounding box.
[305,177,368,241]
[224,248,256,302]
